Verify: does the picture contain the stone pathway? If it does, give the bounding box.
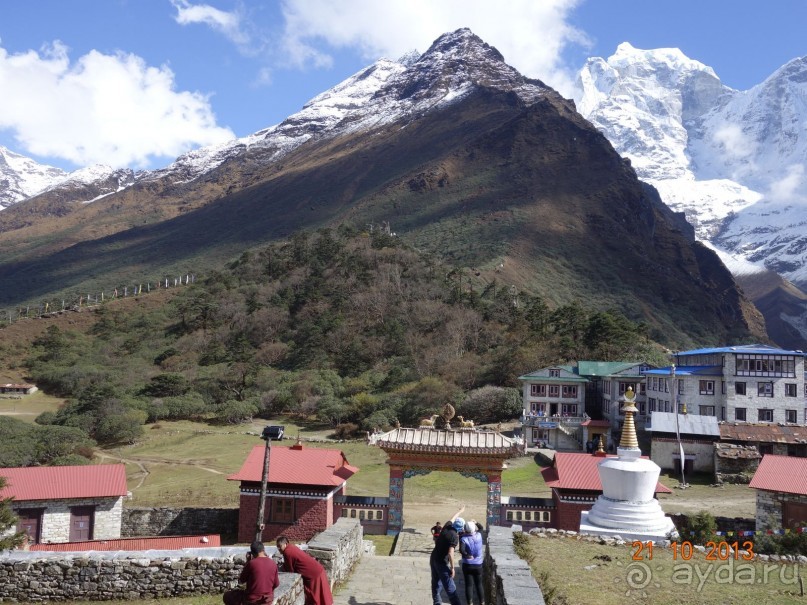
[394,527,436,557]
[334,526,467,605]
[333,555,467,605]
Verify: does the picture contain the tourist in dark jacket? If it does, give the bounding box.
[459,521,484,605]
[430,505,465,605]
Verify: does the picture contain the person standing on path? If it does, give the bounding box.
[460,521,484,605]
[276,536,334,605]
[430,504,465,605]
[223,541,280,605]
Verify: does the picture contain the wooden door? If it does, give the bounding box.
[17,509,43,544]
[783,501,807,529]
[69,506,95,541]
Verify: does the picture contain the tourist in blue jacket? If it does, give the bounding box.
[459,520,484,605]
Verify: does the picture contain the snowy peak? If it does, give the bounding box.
[0,146,67,209]
[577,43,807,297]
[145,29,550,188]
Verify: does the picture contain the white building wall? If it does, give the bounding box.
[650,438,714,473]
[11,496,123,543]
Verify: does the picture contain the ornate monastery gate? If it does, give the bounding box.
[371,427,523,534]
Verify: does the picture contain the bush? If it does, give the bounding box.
[333,423,359,439]
[679,510,719,545]
[217,400,259,424]
[458,385,522,424]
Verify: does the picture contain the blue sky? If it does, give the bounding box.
[1,0,804,171]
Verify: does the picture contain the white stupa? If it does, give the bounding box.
[579,388,677,542]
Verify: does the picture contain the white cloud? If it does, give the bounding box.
[171,0,250,47]
[768,164,804,202]
[712,123,756,160]
[277,0,588,96]
[0,41,234,168]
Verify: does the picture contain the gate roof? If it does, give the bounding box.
[372,428,522,457]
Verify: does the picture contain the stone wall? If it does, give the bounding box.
[122,507,239,541]
[713,443,760,483]
[0,519,362,603]
[0,548,303,604]
[484,525,544,605]
[305,518,363,588]
[757,490,807,531]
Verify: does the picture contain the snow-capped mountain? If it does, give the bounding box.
[576,44,807,287]
[144,28,550,187]
[0,146,67,209]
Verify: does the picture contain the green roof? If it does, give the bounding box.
[577,361,643,378]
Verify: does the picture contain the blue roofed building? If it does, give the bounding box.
[644,344,806,426]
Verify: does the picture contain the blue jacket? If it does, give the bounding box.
[460,532,484,566]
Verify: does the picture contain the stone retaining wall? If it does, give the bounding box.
[121,507,239,542]
[305,518,363,588]
[484,525,545,605]
[0,548,302,604]
[0,518,362,602]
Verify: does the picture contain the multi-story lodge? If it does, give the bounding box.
[643,345,807,425]
[519,366,588,449]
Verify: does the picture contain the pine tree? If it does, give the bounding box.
[0,477,24,550]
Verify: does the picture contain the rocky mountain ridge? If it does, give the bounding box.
[0,30,767,348]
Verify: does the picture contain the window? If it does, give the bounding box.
[561,404,578,416]
[786,410,798,423]
[530,384,546,397]
[721,406,726,421]
[758,382,774,397]
[548,385,560,397]
[736,355,796,377]
[648,398,656,412]
[758,409,773,422]
[722,381,726,395]
[603,400,611,415]
[735,408,746,421]
[735,382,746,395]
[785,384,798,397]
[699,380,715,395]
[638,383,646,394]
[271,497,294,523]
[562,385,578,398]
[549,369,560,377]
[506,510,550,522]
[678,381,685,395]
[529,403,545,414]
[638,401,646,415]
[699,405,715,417]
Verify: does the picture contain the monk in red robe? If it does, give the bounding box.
[276,536,334,605]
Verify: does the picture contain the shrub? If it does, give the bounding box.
[333,423,359,439]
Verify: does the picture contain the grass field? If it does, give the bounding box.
[0,390,64,423]
[520,534,805,605]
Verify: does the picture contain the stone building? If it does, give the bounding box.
[519,365,588,449]
[644,345,806,424]
[719,422,807,457]
[749,454,807,531]
[0,464,128,544]
[228,441,357,543]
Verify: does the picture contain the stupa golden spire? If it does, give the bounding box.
[618,387,640,450]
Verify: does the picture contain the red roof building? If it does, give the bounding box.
[749,454,807,531]
[0,464,128,544]
[540,453,670,531]
[228,442,358,543]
